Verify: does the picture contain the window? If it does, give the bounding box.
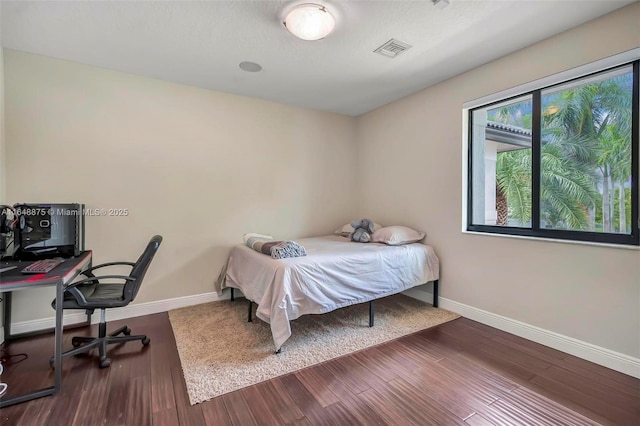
[467,60,639,246]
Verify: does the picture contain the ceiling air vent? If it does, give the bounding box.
[374,39,412,58]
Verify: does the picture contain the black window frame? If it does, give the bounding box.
[467,60,639,246]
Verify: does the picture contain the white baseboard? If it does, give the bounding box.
[8,289,638,379]
[6,291,230,337]
[434,297,640,379]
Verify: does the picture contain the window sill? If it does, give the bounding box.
[462,230,640,251]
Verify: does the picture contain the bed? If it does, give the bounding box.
[214,235,440,351]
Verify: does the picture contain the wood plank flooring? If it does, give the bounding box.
[0,311,638,425]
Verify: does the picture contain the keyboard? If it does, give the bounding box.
[21,258,64,274]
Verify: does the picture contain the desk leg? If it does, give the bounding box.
[0,288,61,408]
[3,291,12,339]
[433,279,439,308]
[2,291,91,341]
[53,282,63,392]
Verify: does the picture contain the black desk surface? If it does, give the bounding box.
[0,251,92,291]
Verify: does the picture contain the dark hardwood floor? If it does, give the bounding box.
[0,311,638,425]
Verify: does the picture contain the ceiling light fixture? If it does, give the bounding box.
[283,3,335,41]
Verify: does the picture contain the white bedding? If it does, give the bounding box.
[214,235,439,350]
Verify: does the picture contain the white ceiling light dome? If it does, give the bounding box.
[284,3,335,41]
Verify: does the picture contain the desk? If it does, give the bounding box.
[0,251,92,408]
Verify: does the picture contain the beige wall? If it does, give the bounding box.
[1,16,5,201]
[4,50,357,322]
[356,3,640,357]
[0,18,5,336]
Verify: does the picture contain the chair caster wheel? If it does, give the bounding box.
[99,358,111,368]
[142,337,150,346]
[123,327,131,336]
[72,337,83,347]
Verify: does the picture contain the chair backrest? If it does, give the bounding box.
[124,235,163,302]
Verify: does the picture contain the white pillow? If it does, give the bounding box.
[372,226,425,245]
[243,233,273,243]
[334,222,383,237]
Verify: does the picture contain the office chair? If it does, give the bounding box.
[50,235,162,368]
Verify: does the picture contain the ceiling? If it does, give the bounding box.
[0,1,634,116]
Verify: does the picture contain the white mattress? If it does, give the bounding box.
[215,235,439,350]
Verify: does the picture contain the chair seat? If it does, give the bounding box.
[53,283,127,309]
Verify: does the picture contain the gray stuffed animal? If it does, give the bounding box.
[350,218,375,243]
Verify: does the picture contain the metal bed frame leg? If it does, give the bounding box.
[369,300,374,327]
[230,287,235,302]
[247,300,253,322]
[433,279,439,308]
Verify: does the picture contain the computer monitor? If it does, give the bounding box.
[13,203,85,259]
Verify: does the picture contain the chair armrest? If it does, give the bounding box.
[66,275,136,289]
[64,275,136,306]
[80,262,136,277]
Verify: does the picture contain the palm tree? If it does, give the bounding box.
[600,124,632,232]
[492,68,633,232]
[496,149,531,225]
[543,71,633,233]
[600,75,633,233]
[539,143,599,229]
[496,145,598,229]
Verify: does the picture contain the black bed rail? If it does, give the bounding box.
[229,279,440,353]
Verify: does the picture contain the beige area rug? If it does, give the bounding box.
[168,294,459,405]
